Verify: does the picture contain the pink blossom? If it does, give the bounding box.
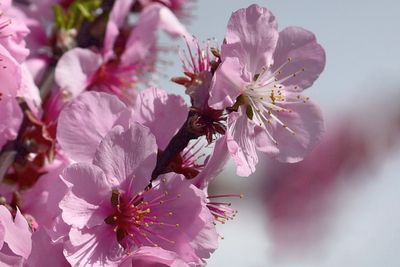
[0,206,32,262]
[209,4,326,176]
[58,124,217,266]
[55,2,189,102]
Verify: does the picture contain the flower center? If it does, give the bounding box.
[90,62,137,101]
[241,58,310,143]
[104,184,181,249]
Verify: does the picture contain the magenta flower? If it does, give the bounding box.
[0,206,32,264]
[59,124,216,266]
[209,4,326,176]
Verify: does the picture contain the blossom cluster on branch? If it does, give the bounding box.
[0,0,325,266]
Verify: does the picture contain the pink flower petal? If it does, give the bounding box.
[191,136,229,189]
[121,3,188,66]
[0,206,32,259]
[103,0,135,60]
[26,228,69,266]
[60,163,113,229]
[208,57,247,110]
[57,91,127,163]
[256,99,324,163]
[0,45,22,96]
[0,94,23,150]
[120,247,189,267]
[132,88,188,150]
[227,111,258,176]
[93,124,157,191]
[224,4,278,74]
[65,227,120,267]
[272,26,326,90]
[55,48,102,97]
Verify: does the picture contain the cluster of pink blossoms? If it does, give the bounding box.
[0,1,325,266]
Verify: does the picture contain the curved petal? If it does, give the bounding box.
[208,57,247,110]
[121,3,188,66]
[191,136,229,189]
[271,26,326,91]
[92,124,157,190]
[103,0,135,60]
[223,4,278,74]
[55,48,102,97]
[0,206,32,259]
[60,163,113,229]
[227,110,258,177]
[57,91,127,163]
[256,99,325,163]
[132,88,188,150]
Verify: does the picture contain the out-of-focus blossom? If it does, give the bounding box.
[0,206,32,263]
[262,96,400,259]
[209,4,325,176]
[55,2,189,102]
[137,0,196,21]
[58,124,217,266]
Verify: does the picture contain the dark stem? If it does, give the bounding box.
[151,111,199,181]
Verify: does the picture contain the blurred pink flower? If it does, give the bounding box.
[209,4,325,176]
[55,2,188,102]
[262,99,400,259]
[59,124,216,266]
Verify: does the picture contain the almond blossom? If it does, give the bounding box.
[209,4,326,176]
[58,124,217,266]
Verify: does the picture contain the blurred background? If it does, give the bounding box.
[161,0,400,266]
